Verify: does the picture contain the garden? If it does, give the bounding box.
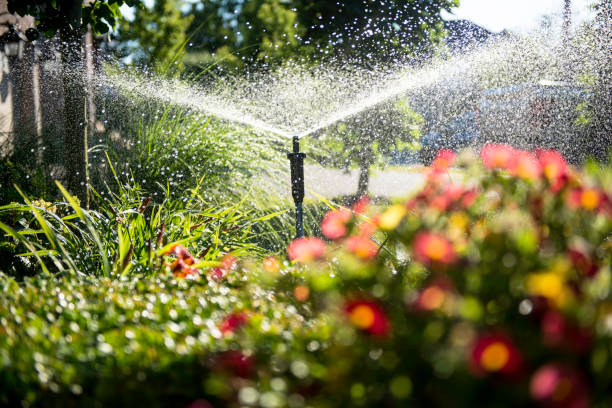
[1,0,612,407]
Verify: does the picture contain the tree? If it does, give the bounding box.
[292,0,458,63]
[117,0,194,75]
[302,0,458,195]
[591,0,612,158]
[318,99,423,197]
[8,0,141,206]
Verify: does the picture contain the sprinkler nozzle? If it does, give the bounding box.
[287,135,306,238]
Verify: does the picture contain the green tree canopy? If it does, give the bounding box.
[117,0,194,75]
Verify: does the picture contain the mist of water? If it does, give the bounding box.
[100,22,608,156]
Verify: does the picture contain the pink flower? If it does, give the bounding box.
[209,254,237,281]
[511,150,542,180]
[345,299,390,337]
[530,364,589,408]
[321,208,351,240]
[287,237,326,263]
[352,195,370,214]
[537,149,568,190]
[481,143,517,170]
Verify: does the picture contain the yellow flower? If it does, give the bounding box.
[525,272,571,307]
[377,205,406,230]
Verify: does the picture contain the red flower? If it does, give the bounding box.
[209,254,237,281]
[511,150,542,180]
[287,237,326,263]
[187,400,214,408]
[537,149,568,190]
[346,235,378,260]
[470,333,523,377]
[566,188,610,213]
[413,231,457,266]
[321,208,351,240]
[530,364,589,408]
[216,350,255,378]
[432,149,456,170]
[345,299,390,337]
[219,311,249,335]
[481,143,517,170]
[541,310,592,354]
[567,242,598,278]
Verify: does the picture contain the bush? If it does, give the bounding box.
[1,145,612,407]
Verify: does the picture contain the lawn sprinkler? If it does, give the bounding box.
[287,135,306,238]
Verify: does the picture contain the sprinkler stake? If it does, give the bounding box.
[287,135,306,238]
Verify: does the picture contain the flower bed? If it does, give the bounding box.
[1,145,612,407]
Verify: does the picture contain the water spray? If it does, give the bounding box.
[287,135,306,238]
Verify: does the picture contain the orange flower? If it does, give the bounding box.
[262,256,281,273]
[219,311,249,335]
[415,278,454,311]
[171,259,200,278]
[293,285,310,301]
[530,364,589,408]
[481,143,517,170]
[511,150,542,180]
[321,208,351,240]
[432,149,456,170]
[470,333,523,377]
[537,149,568,190]
[165,244,199,278]
[287,237,326,263]
[345,299,390,337]
[413,231,457,266]
[346,235,378,260]
[358,220,376,237]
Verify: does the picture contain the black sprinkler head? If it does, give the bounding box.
[287,135,306,239]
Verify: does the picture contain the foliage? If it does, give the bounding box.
[8,0,141,37]
[96,89,286,202]
[2,146,612,407]
[121,0,459,72]
[116,0,194,75]
[290,0,458,61]
[315,98,424,195]
[0,179,275,278]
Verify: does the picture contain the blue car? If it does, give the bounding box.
[420,112,479,165]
